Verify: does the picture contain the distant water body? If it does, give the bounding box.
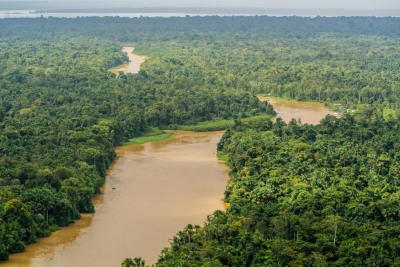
[1,9,399,19]
[0,10,201,19]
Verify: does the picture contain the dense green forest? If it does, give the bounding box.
[1,16,400,264]
[158,112,400,266]
[0,17,275,260]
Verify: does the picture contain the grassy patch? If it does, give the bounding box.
[124,115,273,146]
[217,152,229,162]
[124,128,174,146]
[175,115,273,132]
[176,119,233,132]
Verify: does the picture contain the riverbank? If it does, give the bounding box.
[110,46,148,75]
[173,115,273,132]
[2,131,228,267]
[1,95,340,266]
[124,128,175,146]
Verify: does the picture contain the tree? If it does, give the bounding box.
[121,257,146,267]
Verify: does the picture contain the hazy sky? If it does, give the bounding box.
[55,0,400,9]
[2,0,400,9]
[0,0,400,13]
[137,0,400,9]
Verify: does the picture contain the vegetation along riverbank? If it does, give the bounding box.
[1,15,400,266]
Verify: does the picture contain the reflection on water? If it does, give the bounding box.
[1,131,228,267]
[259,96,336,125]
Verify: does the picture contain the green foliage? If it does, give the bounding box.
[122,257,147,267]
[124,130,174,146]
[157,111,400,266]
[383,108,398,121]
[0,16,275,261]
[1,15,400,264]
[176,115,274,132]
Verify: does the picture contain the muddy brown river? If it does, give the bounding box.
[2,131,228,267]
[1,94,336,266]
[259,96,337,125]
[110,46,147,75]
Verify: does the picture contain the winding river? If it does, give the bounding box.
[2,132,228,266]
[111,46,147,75]
[0,49,337,267]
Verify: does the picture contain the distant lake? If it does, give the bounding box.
[1,9,399,19]
[0,10,202,19]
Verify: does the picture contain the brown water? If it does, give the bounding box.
[2,131,228,267]
[111,46,148,75]
[259,96,337,125]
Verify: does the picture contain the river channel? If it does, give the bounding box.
[259,96,337,125]
[1,51,336,267]
[2,131,228,267]
[110,46,147,75]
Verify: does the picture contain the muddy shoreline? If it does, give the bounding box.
[2,131,228,266]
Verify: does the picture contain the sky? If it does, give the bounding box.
[132,0,400,9]
[1,0,400,17]
[1,0,400,10]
